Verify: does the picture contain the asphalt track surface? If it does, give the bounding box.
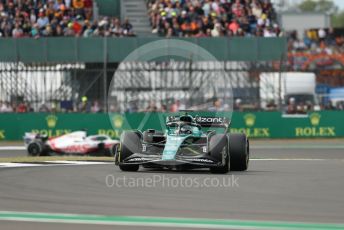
[0,141,344,229]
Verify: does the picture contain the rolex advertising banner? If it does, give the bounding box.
[230,112,339,138]
[0,111,343,141]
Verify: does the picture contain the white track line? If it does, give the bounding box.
[0,146,25,150]
[2,146,344,151]
[44,161,113,165]
[1,145,344,151]
[0,159,331,168]
[252,145,344,149]
[251,158,326,161]
[0,161,113,168]
[0,163,46,168]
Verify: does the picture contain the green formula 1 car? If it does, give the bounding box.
[115,114,249,174]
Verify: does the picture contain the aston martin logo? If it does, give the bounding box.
[309,113,321,126]
[112,115,124,128]
[46,115,58,128]
[244,114,256,127]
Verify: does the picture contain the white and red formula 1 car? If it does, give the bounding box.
[24,131,119,157]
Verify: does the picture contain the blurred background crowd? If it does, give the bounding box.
[1,0,344,114]
[0,0,135,37]
[148,0,281,37]
[288,28,344,54]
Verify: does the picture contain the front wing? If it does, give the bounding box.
[116,135,227,168]
[123,154,221,167]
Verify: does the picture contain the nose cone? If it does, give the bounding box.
[162,135,188,160]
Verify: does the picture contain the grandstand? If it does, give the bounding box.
[0,0,343,113]
[147,0,280,37]
[0,0,133,37]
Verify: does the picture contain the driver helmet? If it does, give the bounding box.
[180,125,193,134]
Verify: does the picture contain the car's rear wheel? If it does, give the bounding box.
[27,141,43,156]
[118,131,141,172]
[209,134,229,174]
[95,143,110,157]
[229,133,249,171]
[97,143,115,157]
[104,149,114,157]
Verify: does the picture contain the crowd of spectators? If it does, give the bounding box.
[0,0,135,38]
[0,101,33,112]
[0,99,105,113]
[2,98,344,113]
[288,29,344,54]
[323,101,344,110]
[148,0,281,38]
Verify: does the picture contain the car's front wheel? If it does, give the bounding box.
[229,133,249,171]
[209,134,229,174]
[119,164,140,172]
[118,131,141,172]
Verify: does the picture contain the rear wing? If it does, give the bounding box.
[23,132,48,146]
[195,116,230,130]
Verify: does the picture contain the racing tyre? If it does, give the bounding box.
[118,131,141,172]
[96,143,108,157]
[112,144,119,159]
[229,133,249,171]
[209,134,229,174]
[98,143,114,157]
[104,149,114,157]
[27,141,43,156]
